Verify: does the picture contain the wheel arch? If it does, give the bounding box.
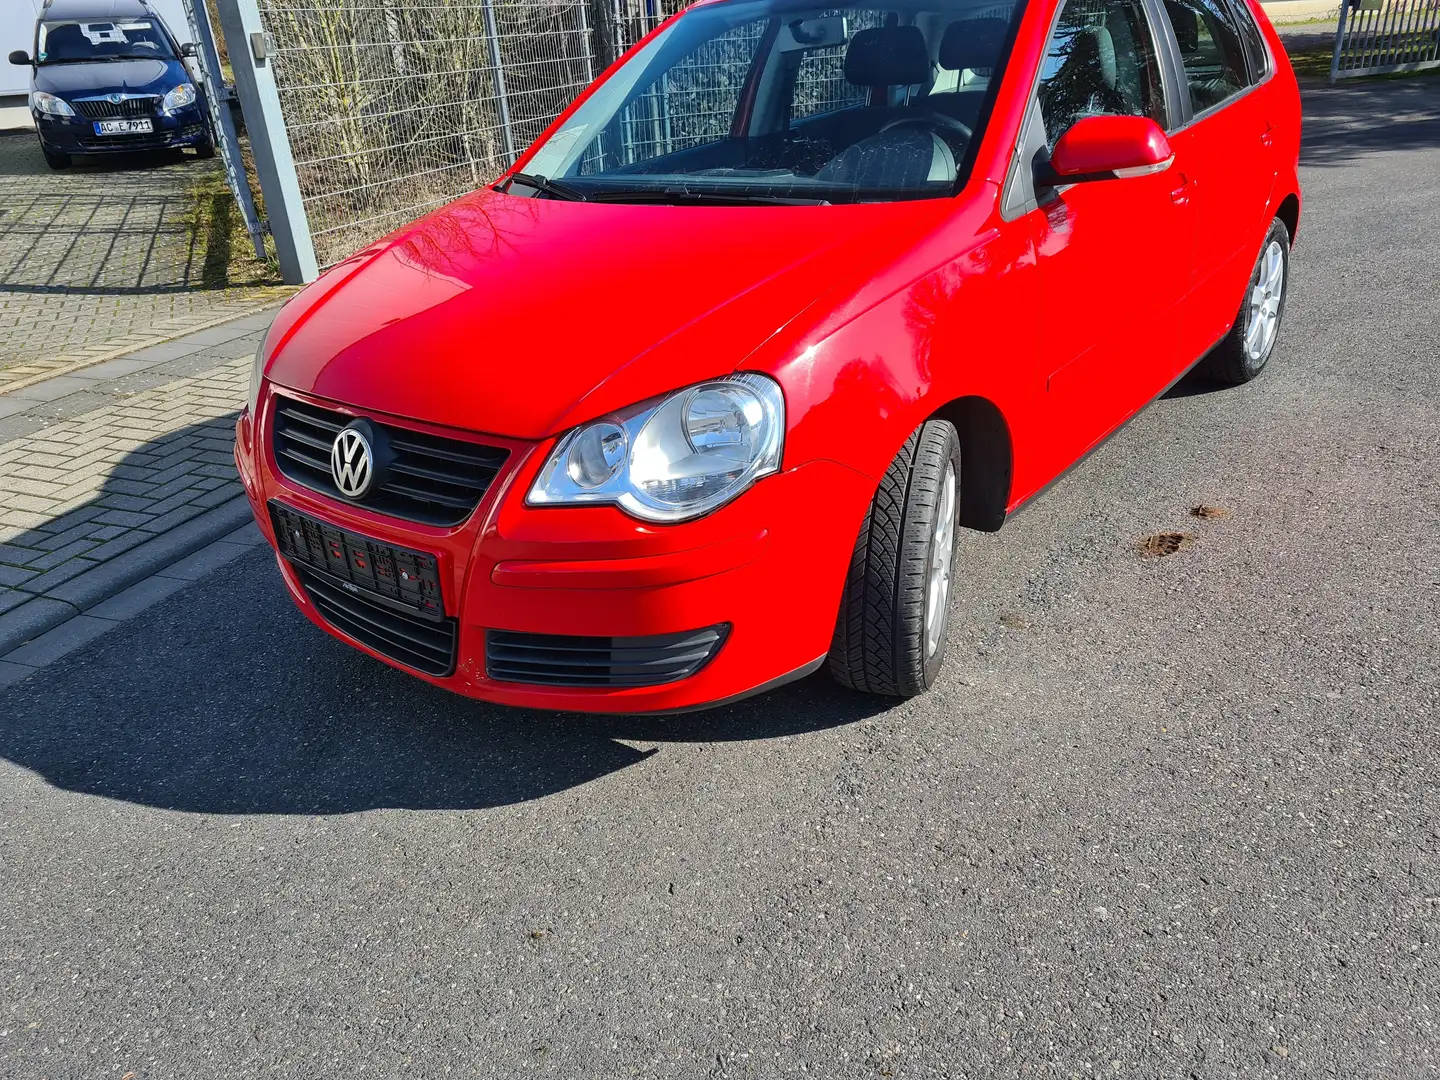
[1275,191,1301,246]
[929,394,1012,533]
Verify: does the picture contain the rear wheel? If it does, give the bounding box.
[829,419,961,698]
[40,142,70,170]
[1201,217,1291,385]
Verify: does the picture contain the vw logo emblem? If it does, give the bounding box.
[331,426,374,499]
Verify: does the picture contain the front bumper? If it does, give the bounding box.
[36,105,208,154]
[235,387,872,714]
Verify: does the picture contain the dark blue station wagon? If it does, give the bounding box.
[8,0,214,168]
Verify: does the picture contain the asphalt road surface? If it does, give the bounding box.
[2,78,1437,1079]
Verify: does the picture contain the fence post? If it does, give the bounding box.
[480,0,517,165]
[587,0,617,71]
[1330,0,1350,80]
[212,0,319,283]
[180,0,265,261]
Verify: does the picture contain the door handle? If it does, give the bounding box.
[1260,120,1275,148]
[1169,173,1194,205]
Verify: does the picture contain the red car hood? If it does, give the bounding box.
[264,189,947,440]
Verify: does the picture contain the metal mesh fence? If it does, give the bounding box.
[257,0,617,266]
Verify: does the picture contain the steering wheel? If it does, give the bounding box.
[879,114,974,143]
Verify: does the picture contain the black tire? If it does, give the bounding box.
[194,126,216,159]
[829,418,962,698]
[1200,216,1291,385]
[41,143,71,170]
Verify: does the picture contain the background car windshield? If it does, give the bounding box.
[38,19,176,64]
[522,0,1021,204]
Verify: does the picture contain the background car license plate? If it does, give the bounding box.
[93,119,153,135]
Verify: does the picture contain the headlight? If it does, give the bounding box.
[162,82,197,112]
[32,92,74,117]
[528,374,785,523]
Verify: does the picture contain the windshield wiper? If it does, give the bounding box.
[585,188,830,207]
[500,172,588,201]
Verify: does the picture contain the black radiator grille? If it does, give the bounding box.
[299,569,458,677]
[73,96,158,119]
[486,625,729,687]
[272,396,509,527]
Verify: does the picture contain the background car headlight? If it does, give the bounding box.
[31,92,75,117]
[162,83,197,113]
[528,373,785,523]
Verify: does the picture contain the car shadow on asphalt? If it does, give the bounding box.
[0,548,888,814]
[1298,74,1440,168]
[0,414,889,814]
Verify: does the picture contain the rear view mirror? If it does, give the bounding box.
[8,50,32,66]
[1043,115,1174,185]
[778,16,848,52]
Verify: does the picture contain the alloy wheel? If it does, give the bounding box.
[924,461,957,659]
[1245,240,1285,362]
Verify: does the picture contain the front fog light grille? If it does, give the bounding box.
[486,625,729,687]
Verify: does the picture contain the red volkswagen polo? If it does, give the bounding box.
[236,0,1300,712]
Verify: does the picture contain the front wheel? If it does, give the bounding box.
[193,126,216,159]
[829,419,961,698]
[1201,216,1291,385]
[41,142,71,170]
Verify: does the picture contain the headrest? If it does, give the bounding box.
[1071,26,1117,89]
[939,18,1009,70]
[844,26,931,87]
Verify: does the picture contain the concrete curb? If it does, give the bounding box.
[0,495,257,660]
[0,516,266,690]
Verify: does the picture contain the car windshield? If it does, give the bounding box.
[519,0,1021,205]
[37,18,176,64]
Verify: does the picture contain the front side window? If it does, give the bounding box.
[37,19,176,64]
[1035,0,1166,147]
[1159,0,1250,113]
[521,0,1024,205]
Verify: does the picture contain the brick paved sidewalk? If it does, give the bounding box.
[0,130,293,385]
[0,309,279,661]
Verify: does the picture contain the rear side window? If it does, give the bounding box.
[1228,0,1271,83]
[1160,0,1250,114]
[1035,0,1167,148]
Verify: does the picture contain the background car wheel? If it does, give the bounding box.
[1201,216,1291,385]
[829,418,961,698]
[41,143,71,170]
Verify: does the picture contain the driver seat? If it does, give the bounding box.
[815,26,955,188]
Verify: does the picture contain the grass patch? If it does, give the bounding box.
[1288,41,1336,78]
[185,137,282,289]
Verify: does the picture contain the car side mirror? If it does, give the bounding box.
[8,50,32,66]
[1040,116,1174,186]
[180,42,197,57]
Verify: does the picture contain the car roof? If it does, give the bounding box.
[40,0,156,21]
